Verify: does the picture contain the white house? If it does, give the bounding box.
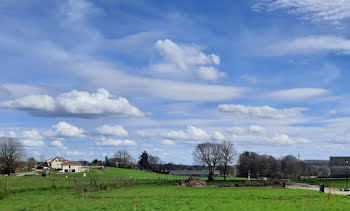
[62,161,88,173]
[47,157,66,169]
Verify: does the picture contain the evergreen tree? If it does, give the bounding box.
[138,151,149,170]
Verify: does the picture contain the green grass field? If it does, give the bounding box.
[1,168,350,210]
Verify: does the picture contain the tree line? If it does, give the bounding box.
[102,150,205,174]
[0,136,325,179]
[237,151,321,179]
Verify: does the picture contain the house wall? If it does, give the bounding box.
[50,158,65,169]
[62,165,88,173]
[62,165,81,173]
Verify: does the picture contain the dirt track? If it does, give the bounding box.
[287,183,350,196]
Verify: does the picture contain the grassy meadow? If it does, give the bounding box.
[1,168,350,210]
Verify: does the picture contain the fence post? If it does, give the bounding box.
[52,175,55,187]
[74,176,78,194]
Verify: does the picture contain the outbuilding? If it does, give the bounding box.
[62,161,88,173]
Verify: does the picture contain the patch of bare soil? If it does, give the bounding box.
[178,178,207,187]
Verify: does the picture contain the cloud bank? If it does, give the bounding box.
[218,104,306,119]
[0,88,143,118]
[253,0,350,24]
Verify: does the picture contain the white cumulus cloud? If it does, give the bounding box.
[22,129,43,139]
[164,126,210,141]
[265,134,311,145]
[0,88,142,118]
[249,125,265,134]
[212,131,225,141]
[18,129,44,148]
[96,137,137,147]
[67,151,86,156]
[22,139,45,148]
[155,39,220,69]
[51,139,67,150]
[187,125,210,140]
[138,126,213,142]
[47,122,84,138]
[96,125,128,137]
[0,95,56,112]
[152,39,225,81]
[198,66,226,81]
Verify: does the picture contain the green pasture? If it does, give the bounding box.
[1,168,349,210]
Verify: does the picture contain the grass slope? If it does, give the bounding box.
[1,184,349,210]
[1,168,348,210]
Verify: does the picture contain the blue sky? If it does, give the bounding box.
[1,0,350,164]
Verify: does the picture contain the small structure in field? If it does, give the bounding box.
[169,169,220,177]
[62,161,88,173]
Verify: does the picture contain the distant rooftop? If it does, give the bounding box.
[63,161,81,165]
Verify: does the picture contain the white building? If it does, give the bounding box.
[47,157,66,169]
[62,161,88,173]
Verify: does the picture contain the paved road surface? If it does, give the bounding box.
[287,183,350,196]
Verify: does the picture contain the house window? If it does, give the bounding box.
[72,169,75,173]
[69,165,71,168]
[65,169,68,172]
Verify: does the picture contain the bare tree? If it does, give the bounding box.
[0,137,25,174]
[193,142,222,180]
[114,150,133,168]
[27,157,37,170]
[220,140,238,180]
[281,155,299,179]
[237,151,260,177]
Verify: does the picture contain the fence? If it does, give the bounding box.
[0,175,185,196]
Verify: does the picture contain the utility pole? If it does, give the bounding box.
[346,161,349,191]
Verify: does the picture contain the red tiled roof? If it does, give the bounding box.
[63,160,81,165]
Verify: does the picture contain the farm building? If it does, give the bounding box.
[62,161,88,173]
[46,157,66,169]
[330,156,350,178]
[169,169,220,177]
